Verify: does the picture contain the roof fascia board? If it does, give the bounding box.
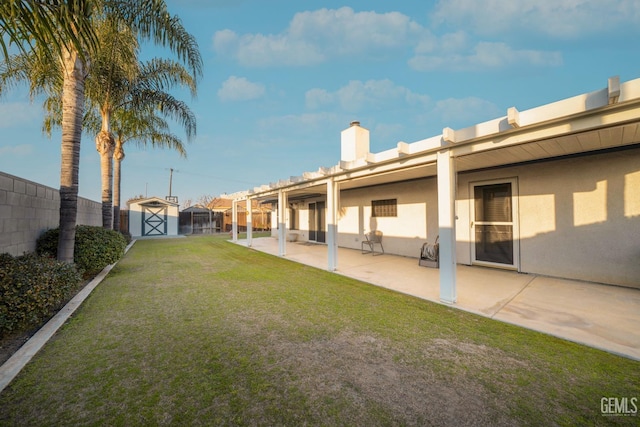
[451,100,640,157]
[335,152,439,184]
[243,176,334,200]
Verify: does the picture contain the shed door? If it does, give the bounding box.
[471,179,519,269]
[142,205,168,236]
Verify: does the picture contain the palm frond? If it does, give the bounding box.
[128,89,196,140]
[111,106,188,157]
[0,0,99,61]
[136,58,197,97]
[0,49,62,99]
[104,0,203,81]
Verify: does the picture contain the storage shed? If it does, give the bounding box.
[128,197,179,237]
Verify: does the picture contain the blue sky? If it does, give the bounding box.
[1,0,639,206]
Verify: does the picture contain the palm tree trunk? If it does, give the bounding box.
[96,128,115,229]
[113,139,125,232]
[57,48,87,263]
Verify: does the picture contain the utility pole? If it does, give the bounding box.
[166,168,179,203]
[168,168,174,197]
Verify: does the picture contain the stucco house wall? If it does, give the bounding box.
[455,147,640,288]
[279,147,639,287]
[288,199,311,237]
[337,179,438,258]
[279,197,323,242]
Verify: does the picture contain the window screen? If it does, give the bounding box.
[474,184,512,222]
[372,199,397,217]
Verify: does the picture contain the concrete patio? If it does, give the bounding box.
[234,237,640,361]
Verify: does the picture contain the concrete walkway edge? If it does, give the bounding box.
[234,237,640,361]
[0,240,136,393]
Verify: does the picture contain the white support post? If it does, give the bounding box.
[232,200,238,242]
[326,179,338,271]
[437,149,457,304]
[246,199,253,247]
[278,190,287,256]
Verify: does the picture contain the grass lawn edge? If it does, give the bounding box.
[0,239,137,393]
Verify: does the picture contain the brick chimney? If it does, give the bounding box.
[340,121,370,162]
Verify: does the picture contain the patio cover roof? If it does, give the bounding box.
[231,76,640,202]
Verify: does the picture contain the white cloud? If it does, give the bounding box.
[409,41,562,71]
[212,6,570,72]
[217,76,266,102]
[212,29,239,55]
[371,122,405,143]
[306,80,430,112]
[213,7,428,67]
[432,0,640,38]
[288,7,424,53]
[415,31,467,57]
[213,30,325,67]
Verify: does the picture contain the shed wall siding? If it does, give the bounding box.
[128,199,179,237]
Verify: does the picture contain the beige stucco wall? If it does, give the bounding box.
[457,148,640,288]
[337,179,438,258]
[272,147,639,288]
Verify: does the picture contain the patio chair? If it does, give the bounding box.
[361,230,384,255]
[419,235,439,268]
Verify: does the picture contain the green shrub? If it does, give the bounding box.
[0,253,82,337]
[36,225,127,278]
[119,230,132,244]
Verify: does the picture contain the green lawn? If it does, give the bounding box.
[0,235,637,426]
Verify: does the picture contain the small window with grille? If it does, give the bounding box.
[372,199,397,217]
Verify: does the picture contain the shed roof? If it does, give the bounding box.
[128,196,179,207]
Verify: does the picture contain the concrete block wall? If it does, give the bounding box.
[0,171,102,256]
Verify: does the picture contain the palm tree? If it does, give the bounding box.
[0,1,202,262]
[85,23,197,228]
[2,1,98,262]
[86,17,139,228]
[110,107,193,231]
[0,21,87,263]
[41,55,197,231]
[87,3,202,232]
[82,45,197,228]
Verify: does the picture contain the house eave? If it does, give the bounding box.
[230,76,640,201]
